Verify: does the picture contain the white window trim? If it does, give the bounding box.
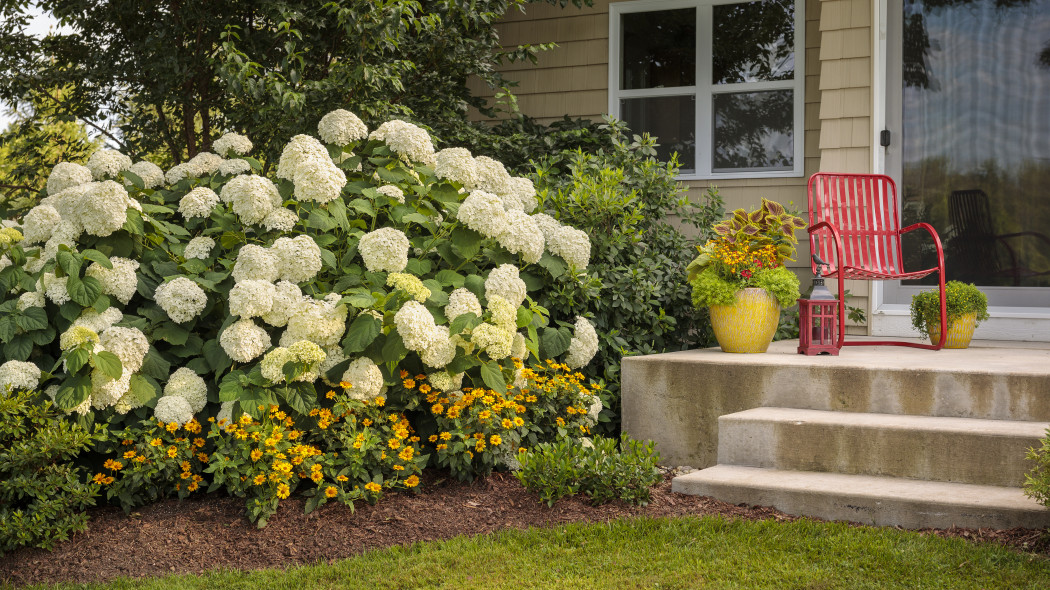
[608,0,806,181]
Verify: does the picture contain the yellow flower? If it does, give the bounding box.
[166,422,179,433]
[403,379,416,389]
[326,390,336,399]
[436,443,448,451]
[253,474,266,485]
[276,483,291,499]
[439,431,451,441]
[431,403,444,415]
[150,438,162,447]
[393,464,405,471]
[398,447,414,461]
[193,437,206,448]
[362,419,373,426]
[387,438,401,450]
[167,446,178,458]
[310,472,323,483]
[325,486,338,498]
[180,461,191,472]
[404,475,420,488]
[250,449,263,462]
[187,482,199,492]
[474,440,486,452]
[478,410,491,420]
[365,482,382,493]
[374,397,385,407]
[123,450,137,460]
[501,418,513,429]
[428,434,438,443]
[103,459,123,471]
[336,475,349,482]
[419,384,431,394]
[513,417,524,427]
[556,417,565,427]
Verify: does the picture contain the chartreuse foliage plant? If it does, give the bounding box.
[0,109,607,523]
[516,433,661,507]
[687,198,806,309]
[0,387,104,554]
[1023,427,1050,510]
[909,280,990,340]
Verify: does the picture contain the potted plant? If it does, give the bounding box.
[686,199,807,353]
[910,280,989,348]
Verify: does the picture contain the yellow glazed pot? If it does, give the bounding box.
[709,288,781,353]
[928,312,978,349]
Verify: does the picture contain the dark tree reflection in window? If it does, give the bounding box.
[621,96,697,171]
[713,0,794,84]
[713,90,793,172]
[621,9,696,90]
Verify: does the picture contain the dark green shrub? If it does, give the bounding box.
[0,388,104,553]
[529,118,724,431]
[516,433,662,507]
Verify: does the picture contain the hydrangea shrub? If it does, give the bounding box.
[0,111,601,478]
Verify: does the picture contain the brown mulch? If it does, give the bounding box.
[2,470,1048,587]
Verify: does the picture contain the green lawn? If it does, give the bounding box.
[21,516,1050,590]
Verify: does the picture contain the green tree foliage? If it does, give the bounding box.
[0,0,591,166]
[530,119,724,431]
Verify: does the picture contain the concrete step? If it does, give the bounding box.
[717,408,1049,487]
[673,465,1050,530]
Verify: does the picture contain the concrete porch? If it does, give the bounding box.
[621,338,1050,529]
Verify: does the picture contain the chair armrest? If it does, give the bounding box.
[996,231,1050,247]
[807,221,846,275]
[900,222,946,272]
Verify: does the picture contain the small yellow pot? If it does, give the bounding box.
[928,312,978,349]
[709,288,781,353]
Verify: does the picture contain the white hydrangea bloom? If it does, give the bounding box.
[445,288,482,322]
[287,340,325,382]
[165,162,195,185]
[231,244,279,283]
[272,235,322,283]
[276,134,330,181]
[485,264,527,309]
[318,346,347,386]
[426,371,463,393]
[85,257,140,304]
[586,395,603,424]
[179,187,220,220]
[394,300,441,352]
[22,204,63,244]
[213,132,253,157]
[127,161,165,189]
[41,221,80,263]
[59,325,100,351]
[386,272,430,302]
[72,307,123,334]
[164,367,208,413]
[488,295,517,329]
[548,225,591,270]
[217,158,252,176]
[470,322,513,359]
[42,272,70,305]
[100,326,149,374]
[375,184,405,203]
[508,177,538,213]
[113,390,140,415]
[220,175,282,226]
[474,156,512,196]
[292,157,346,204]
[340,357,384,400]
[86,149,133,180]
[511,331,528,360]
[564,316,599,369]
[0,360,41,391]
[318,109,368,145]
[420,325,456,368]
[370,119,435,164]
[154,395,194,426]
[219,318,272,363]
[16,291,45,311]
[154,277,208,323]
[261,281,303,327]
[358,227,409,273]
[184,236,216,260]
[260,346,295,384]
[91,368,131,409]
[228,279,276,318]
[497,209,545,264]
[49,183,91,220]
[46,162,93,195]
[74,181,129,237]
[216,400,235,425]
[457,190,508,239]
[280,294,346,348]
[434,147,479,189]
[531,213,562,244]
[187,152,223,176]
[261,208,299,232]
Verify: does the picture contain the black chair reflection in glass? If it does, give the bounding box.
[947,189,1050,286]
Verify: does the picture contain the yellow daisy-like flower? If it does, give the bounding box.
[436,444,448,451]
[362,418,373,426]
[403,378,416,389]
[490,434,502,446]
[326,390,336,399]
[276,483,291,499]
[187,482,199,492]
[556,417,565,427]
[167,446,178,458]
[336,475,349,482]
[325,486,338,498]
[166,422,179,433]
[404,475,420,488]
[123,450,137,460]
[365,482,382,493]
[198,453,209,463]
[431,403,444,415]
[150,438,162,447]
[398,447,414,461]
[439,431,452,441]
[501,418,513,429]
[514,417,524,427]
[393,464,405,471]
[103,459,123,471]
[374,397,385,407]
[387,438,401,450]
[310,472,323,483]
[250,449,263,461]
[419,384,431,394]
[428,434,439,443]
[478,410,491,420]
[180,461,191,472]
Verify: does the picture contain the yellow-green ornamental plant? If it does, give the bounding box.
[909,280,989,340]
[686,199,807,308]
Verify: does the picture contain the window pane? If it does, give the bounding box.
[713,90,793,172]
[713,0,795,84]
[621,8,696,90]
[621,96,696,171]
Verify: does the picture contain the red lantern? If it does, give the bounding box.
[797,272,841,356]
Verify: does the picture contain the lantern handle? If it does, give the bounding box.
[812,254,828,277]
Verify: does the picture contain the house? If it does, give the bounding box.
[469,0,1050,343]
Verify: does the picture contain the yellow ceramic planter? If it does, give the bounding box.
[928,312,978,349]
[709,288,781,353]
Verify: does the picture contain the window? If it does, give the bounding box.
[609,0,804,178]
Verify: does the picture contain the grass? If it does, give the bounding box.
[20,516,1050,590]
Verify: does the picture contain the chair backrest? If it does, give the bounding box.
[807,173,905,276]
[947,189,1004,278]
[948,189,994,239]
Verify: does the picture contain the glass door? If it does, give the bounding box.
[885,0,1050,309]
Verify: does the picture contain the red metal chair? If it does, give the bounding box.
[806,173,946,349]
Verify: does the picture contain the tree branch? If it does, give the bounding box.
[0,184,34,191]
